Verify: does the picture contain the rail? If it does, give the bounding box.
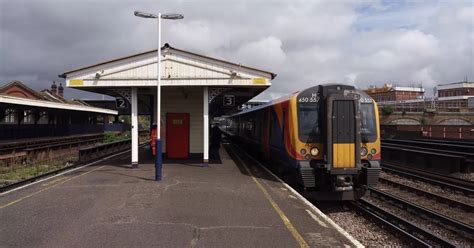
[381,144,469,173]
[0,133,104,150]
[351,199,455,247]
[382,139,474,154]
[378,177,474,212]
[0,143,138,194]
[382,163,474,195]
[23,138,103,163]
[414,139,474,147]
[368,187,474,236]
[78,139,131,163]
[0,136,103,164]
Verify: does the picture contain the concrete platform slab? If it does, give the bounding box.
[0,146,360,247]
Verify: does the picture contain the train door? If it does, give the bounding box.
[331,100,356,168]
[166,113,190,159]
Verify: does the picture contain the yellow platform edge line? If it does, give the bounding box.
[230,147,310,248]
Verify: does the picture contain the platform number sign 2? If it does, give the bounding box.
[115,97,128,109]
[223,95,235,107]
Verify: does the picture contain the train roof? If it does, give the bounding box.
[228,84,372,117]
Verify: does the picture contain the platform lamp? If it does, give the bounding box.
[134,11,184,181]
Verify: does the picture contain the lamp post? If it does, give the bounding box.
[134,11,184,181]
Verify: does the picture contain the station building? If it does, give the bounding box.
[436,81,474,110]
[59,43,276,166]
[0,80,117,140]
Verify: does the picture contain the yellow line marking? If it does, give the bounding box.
[231,148,309,248]
[0,166,105,209]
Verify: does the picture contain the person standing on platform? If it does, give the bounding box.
[210,123,222,149]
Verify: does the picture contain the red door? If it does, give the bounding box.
[166,113,190,159]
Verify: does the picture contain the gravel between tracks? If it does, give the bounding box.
[315,202,405,247]
[450,172,474,182]
[365,195,473,247]
[381,171,474,205]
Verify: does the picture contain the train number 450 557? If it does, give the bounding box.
[298,97,319,103]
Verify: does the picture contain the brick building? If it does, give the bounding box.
[0,80,117,139]
[364,83,425,102]
[436,81,474,110]
[364,81,474,113]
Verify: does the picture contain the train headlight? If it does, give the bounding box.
[310,147,319,156]
[371,148,377,154]
[361,147,368,157]
[300,149,307,155]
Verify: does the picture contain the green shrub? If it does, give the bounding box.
[102,131,130,144]
[381,105,394,116]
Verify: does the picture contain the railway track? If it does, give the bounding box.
[382,163,474,195]
[351,199,456,247]
[367,187,474,239]
[0,143,140,194]
[0,135,103,163]
[378,177,474,212]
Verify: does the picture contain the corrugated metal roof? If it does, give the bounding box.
[59,43,277,79]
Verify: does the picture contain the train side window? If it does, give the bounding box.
[268,110,272,140]
[270,109,284,145]
[246,118,253,138]
[282,109,286,140]
[263,110,269,139]
[254,112,262,138]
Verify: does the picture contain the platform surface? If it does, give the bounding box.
[0,146,358,247]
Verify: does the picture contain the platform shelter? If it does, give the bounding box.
[60,44,276,166]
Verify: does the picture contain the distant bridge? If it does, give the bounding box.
[381,112,474,125]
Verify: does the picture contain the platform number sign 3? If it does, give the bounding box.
[223,95,235,107]
[115,97,128,109]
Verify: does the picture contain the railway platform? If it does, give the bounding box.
[0,145,361,248]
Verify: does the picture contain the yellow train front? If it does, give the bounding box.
[223,84,381,201]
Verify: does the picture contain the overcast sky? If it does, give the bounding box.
[1,0,473,100]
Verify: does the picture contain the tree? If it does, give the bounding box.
[381,105,394,116]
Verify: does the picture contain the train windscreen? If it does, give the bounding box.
[360,103,377,142]
[298,104,320,142]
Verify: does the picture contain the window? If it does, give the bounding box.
[360,103,377,142]
[3,109,16,124]
[298,104,320,142]
[23,110,35,124]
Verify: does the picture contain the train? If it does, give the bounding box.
[221,84,381,201]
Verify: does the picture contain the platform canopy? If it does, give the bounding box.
[0,94,118,115]
[59,43,276,116]
[59,43,277,166]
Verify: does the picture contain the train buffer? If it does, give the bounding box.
[0,146,361,247]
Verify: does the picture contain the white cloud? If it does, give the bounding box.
[234,36,286,67]
[457,6,474,24]
[0,0,472,100]
[168,21,226,53]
